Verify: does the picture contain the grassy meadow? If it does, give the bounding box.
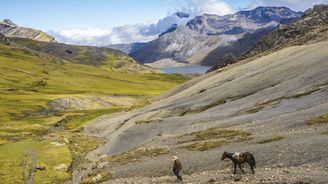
[0,42,188,183]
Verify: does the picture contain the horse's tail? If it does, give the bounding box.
[250,153,256,168]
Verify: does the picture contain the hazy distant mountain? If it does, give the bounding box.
[130,7,303,67]
[0,19,55,42]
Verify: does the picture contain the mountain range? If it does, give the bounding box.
[127,7,303,67]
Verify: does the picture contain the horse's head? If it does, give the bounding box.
[221,151,227,160]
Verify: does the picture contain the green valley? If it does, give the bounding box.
[0,38,188,183]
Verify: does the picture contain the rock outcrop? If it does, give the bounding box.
[0,19,55,42]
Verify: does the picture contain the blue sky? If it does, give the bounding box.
[1,0,327,45]
[1,0,251,30]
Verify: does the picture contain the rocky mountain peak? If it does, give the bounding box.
[1,19,17,27]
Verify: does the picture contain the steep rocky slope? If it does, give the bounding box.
[208,4,328,72]
[83,36,328,183]
[130,7,302,66]
[0,19,55,42]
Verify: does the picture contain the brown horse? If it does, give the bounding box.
[221,151,256,174]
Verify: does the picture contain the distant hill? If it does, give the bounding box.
[8,37,156,73]
[0,19,55,42]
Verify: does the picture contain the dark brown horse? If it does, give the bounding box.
[221,151,256,174]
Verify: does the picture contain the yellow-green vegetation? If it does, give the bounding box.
[61,107,126,130]
[0,41,188,183]
[100,147,170,166]
[182,140,227,151]
[9,37,155,73]
[178,128,252,151]
[0,139,72,183]
[190,128,251,141]
[81,147,170,183]
[257,136,283,144]
[306,113,328,126]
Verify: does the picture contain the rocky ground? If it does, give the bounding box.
[108,164,328,184]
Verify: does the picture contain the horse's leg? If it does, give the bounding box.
[238,163,245,174]
[233,162,237,174]
[247,161,255,174]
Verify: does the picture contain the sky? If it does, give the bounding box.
[1,0,327,45]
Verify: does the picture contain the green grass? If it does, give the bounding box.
[0,41,188,183]
[257,136,283,144]
[178,128,252,151]
[182,140,227,151]
[189,128,251,141]
[0,139,72,183]
[99,147,170,166]
[61,107,127,130]
[307,113,328,126]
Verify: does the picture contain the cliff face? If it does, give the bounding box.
[0,19,55,42]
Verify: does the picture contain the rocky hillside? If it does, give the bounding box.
[106,42,146,54]
[208,4,328,73]
[130,7,303,66]
[84,38,328,184]
[8,37,156,73]
[74,5,328,183]
[0,19,55,42]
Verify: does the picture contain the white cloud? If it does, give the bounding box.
[185,0,234,15]
[48,13,190,46]
[48,0,236,46]
[248,0,328,11]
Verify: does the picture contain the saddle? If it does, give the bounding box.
[232,152,244,160]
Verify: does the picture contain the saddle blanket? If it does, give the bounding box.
[233,152,244,158]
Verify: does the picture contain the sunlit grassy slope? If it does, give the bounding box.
[0,41,188,183]
[9,37,157,73]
